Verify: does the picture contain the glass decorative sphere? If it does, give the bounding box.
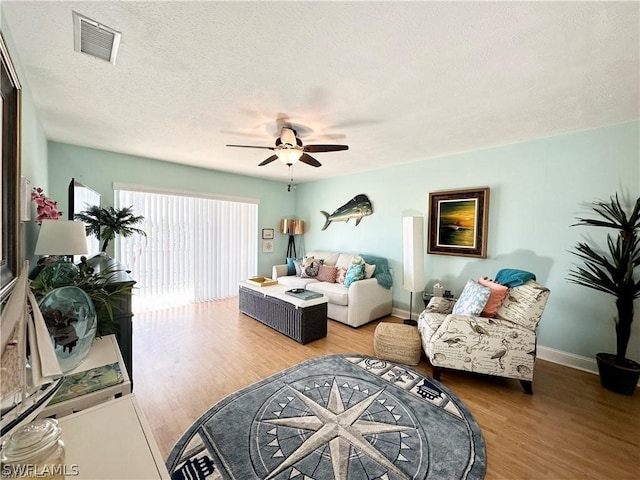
[37,261,79,288]
[38,286,97,373]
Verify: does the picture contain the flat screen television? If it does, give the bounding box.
[68,178,101,260]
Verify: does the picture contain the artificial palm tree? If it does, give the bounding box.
[75,205,146,252]
[568,193,640,372]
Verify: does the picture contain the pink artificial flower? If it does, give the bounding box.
[31,187,62,223]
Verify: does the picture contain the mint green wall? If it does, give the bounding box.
[47,142,294,276]
[19,83,49,267]
[5,0,639,362]
[1,21,49,268]
[294,121,640,361]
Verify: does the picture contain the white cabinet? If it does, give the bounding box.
[58,395,169,479]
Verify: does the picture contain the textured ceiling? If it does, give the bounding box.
[2,1,639,184]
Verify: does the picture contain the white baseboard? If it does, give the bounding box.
[389,310,640,386]
[537,345,640,386]
[536,345,598,375]
[392,307,412,320]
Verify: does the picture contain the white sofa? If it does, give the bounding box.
[272,251,393,328]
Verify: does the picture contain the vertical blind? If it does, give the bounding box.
[115,186,258,312]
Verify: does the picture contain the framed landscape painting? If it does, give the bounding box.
[427,187,489,258]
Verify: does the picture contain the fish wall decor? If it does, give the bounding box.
[320,194,373,230]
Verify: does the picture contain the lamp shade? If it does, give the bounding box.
[402,216,425,292]
[35,220,89,255]
[280,219,305,235]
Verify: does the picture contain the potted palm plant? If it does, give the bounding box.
[568,193,640,395]
[75,205,146,253]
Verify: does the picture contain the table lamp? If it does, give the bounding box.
[32,220,89,281]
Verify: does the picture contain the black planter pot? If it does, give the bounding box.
[596,353,640,395]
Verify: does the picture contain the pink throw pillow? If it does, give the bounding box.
[478,276,509,317]
[317,265,338,283]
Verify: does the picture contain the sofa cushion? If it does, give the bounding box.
[336,253,357,270]
[452,280,491,316]
[277,276,319,289]
[306,251,340,267]
[495,280,550,330]
[478,276,509,317]
[316,264,338,283]
[307,282,349,306]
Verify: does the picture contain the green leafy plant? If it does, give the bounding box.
[75,205,146,252]
[568,193,640,366]
[31,257,133,337]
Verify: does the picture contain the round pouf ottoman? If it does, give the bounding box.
[373,322,422,365]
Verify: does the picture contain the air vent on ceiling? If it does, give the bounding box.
[73,11,121,65]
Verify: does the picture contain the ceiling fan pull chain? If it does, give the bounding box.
[287,165,294,192]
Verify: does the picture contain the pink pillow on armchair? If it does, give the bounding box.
[478,276,509,317]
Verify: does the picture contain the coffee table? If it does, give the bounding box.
[239,282,328,344]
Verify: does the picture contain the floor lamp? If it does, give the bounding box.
[402,216,424,326]
[280,219,305,259]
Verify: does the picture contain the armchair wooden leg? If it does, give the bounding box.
[432,366,442,381]
[520,380,533,394]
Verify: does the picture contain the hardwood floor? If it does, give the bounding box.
[133,298,640,479]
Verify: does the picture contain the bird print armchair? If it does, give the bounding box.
[417,276,550,394]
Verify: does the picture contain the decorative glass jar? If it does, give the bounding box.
[1,418,65,479]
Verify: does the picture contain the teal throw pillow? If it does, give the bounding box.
[452,280,491,316]
[344,263,365,287]
[286,257,301,276]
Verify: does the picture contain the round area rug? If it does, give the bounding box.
[167,355,486,480]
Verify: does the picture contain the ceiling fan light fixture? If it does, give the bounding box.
[276,148,303,165]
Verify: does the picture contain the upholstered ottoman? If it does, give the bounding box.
[373,322,422,365]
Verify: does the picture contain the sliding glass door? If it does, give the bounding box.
[115,186,258,312]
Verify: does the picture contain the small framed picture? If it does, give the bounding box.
[262,228,274,240]
[262,240,274,253]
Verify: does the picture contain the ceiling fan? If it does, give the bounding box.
[226,127,348,168]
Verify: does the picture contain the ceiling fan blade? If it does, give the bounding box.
[299,153,322,167]
[303,144,349,153]
[226,144,275,150]
[258,155,278,166]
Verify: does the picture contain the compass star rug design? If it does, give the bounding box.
[167,355,486,480]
